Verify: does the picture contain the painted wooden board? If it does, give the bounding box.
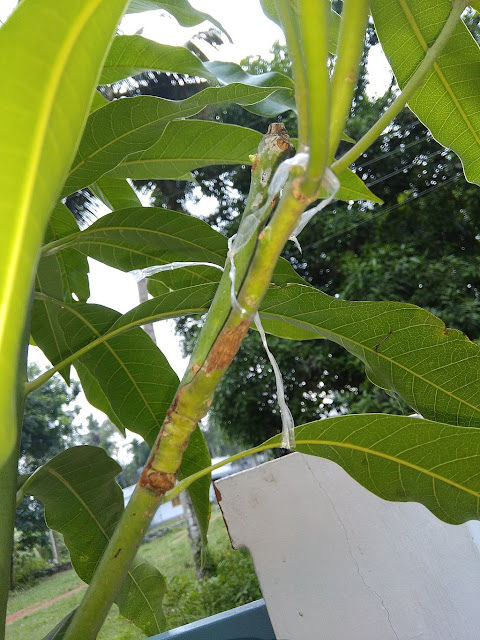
[215,453,480,640]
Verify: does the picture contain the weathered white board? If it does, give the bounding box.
[215,453,480,640]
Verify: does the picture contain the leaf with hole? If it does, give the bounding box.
[23,446,166,635]
[371,0,480,185]
[264,414,480,525]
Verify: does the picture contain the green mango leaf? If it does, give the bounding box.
[335,168,383,203]
[99,35,217,85]
[90,175,141,210]
[265,414,480,525]
[32,256,72,384]
[0,0,128,465]
[43,203,90,302]
[90,91,109,113]
[204,60,296,116]
[371,0,480,185]
[178,425,212,549]
[23,446,167,634]
[259,0,341,54]
[62,84,278,196]
[48,207,227,273]
[74,361,125,434]
[126,0,230,41]
[111,120,263,180]
[59,303,178,446]
[258,284,480,429]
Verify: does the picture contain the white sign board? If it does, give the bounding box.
[216,453,480,640]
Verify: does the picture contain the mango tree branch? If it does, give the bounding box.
[328,0,369,163]
[296,0,330,196]
[275,0,309,146]
[332,0,469,175]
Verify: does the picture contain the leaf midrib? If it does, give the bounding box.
[259,304,480,419]
[399,0,480,146]
[294,438,480,500]
[42,466,159,626]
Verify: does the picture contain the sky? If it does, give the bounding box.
[4,0,392,457]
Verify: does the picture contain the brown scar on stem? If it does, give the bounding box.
[191,363,201,375]
[375,330,394,352]
[204,319,251,375]
[114,548,122,558]
[139,470,176,495]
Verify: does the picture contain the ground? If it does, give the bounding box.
[7,508,260,640]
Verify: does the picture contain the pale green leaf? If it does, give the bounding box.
[259,0,341,54]
[0,0,128,465]
[90,175,141,210]
[371,0,480,185]
[23,446,166,635]
[63,85,278,196]
[335,168,383,203]
[259,284,480,428]
[126,0,230,41]
[99,35,217,85]
[90,90,109,113]
[110,120,263,180]
[204,60,296,116]
[265,414,480,525]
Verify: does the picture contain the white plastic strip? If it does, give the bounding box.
[289,167,340,251]
[130,262,224,282]
[254,312,295,450]
[230,152,310,256]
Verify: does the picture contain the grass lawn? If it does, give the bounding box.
[7,508,261,640]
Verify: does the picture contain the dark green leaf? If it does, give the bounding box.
[55,206,227,273]
[90,175,141,210]
[42,610,77,640]
[126,0,230,41]
[371,0,480,185]
[110,120,263,180]
[63,85,278,196]
[178,425,211,548]
[100,35,217,85]
[204,60,295,116]
[44,203,90,302]
[265,414,480,525]
[24,446,166,634]
[259,284,480,428]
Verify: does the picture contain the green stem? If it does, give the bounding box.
[63,486,161,640]
[297,0,330,195]
[275,0,309,147]
[165,444,277,503]
[0,306,30,639]
[328,0,369,163]
[332,0,468,175]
